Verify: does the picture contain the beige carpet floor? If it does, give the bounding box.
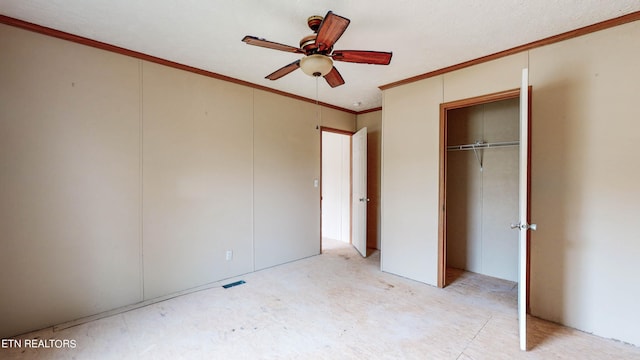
[2,238,638,359]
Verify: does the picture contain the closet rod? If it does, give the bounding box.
[446,141,519,151]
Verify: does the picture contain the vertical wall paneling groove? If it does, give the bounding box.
[139,60,145,301]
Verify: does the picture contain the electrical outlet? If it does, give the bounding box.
[225,250,233,261]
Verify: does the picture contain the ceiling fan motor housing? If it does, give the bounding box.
[300,34,318,53]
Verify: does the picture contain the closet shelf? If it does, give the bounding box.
[447,140,519,172]
[446,141,519,152]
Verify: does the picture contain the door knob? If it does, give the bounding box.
[511,223,537,231]
[359,197,370,202]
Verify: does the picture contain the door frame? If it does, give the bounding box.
[320,127,354,253]
[437,88,532,310]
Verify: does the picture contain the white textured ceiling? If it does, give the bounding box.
[1,1,639,112]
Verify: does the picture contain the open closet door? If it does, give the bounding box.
[352,127,368,257]
[516,68,535,351]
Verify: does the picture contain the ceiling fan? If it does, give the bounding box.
[242,11,392,88]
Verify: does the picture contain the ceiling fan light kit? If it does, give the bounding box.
[300,54,333,77]
[242,11,392,88]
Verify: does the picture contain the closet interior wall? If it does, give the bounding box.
[446,98,520,282]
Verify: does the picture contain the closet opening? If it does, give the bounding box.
[438,89,524,290]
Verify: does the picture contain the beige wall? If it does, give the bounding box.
[322,107,357,132]
[381,77,443,284]
[0,23,355,337]
[443,53,528,101]
[381,20,640,345]
[0,24,142,337]
[253,90,322,270]
[141,62,255,299]
[528,20,640,345]
[356,110,382,250]
[446,99,520,282]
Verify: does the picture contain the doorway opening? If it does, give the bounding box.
[438,89,523,289]
[321,128,353,252]
[320,126,369,258]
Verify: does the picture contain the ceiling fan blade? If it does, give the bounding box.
[315,11,350,52]
[242,35,303,53]
[323,66,345,88]
[265,60,301,80]
[332,50,393,65]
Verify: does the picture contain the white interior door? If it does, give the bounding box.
[516,68,535,351]
[352,127,367,257]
